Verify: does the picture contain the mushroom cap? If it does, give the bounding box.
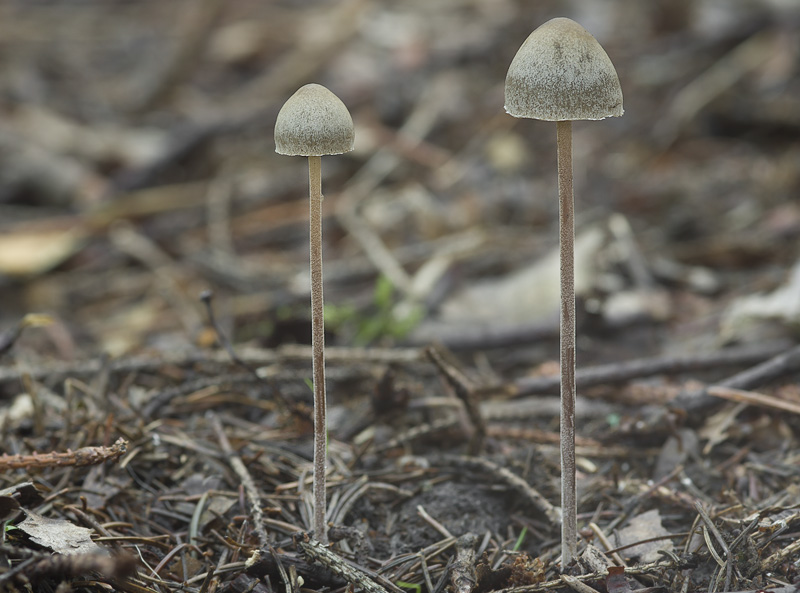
[505,17,623,121]
[275,84,355,156]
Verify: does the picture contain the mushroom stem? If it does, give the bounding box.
[308,154,328,544]
[556,119,577,567]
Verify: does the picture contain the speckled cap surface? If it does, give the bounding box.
[275,84,355,156]
[505,18,623,121]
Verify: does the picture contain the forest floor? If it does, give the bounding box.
[1,1,800,592]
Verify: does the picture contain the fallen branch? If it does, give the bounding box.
[0,438,127,471]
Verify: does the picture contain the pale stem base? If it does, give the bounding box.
[308,155,328,544]
[556,120,577,568]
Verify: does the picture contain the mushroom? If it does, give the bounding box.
[275,83,355,544]
[504,17,623,568]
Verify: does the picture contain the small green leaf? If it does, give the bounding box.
[513,526,528,552]
[374,275,395,309]
[396,581,421,593]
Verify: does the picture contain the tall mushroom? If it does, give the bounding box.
[504,17,623,568]
[275,83,355,545]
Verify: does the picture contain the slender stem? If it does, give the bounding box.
[308,155,328,544]
[556,120,576,568]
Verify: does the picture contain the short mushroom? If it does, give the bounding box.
[504,17,623,568]
[275,83,355,545]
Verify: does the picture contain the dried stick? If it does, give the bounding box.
[209,413,268,549]
[587,522,626,567]
[559,574,598,593]
[441,456,560,529]
[760,537,800,573]
[674,341,800,418]
[706,385,800,415]
[373,417,460,453]
[0,438,127,471]
[0,345,424,386]
[450,533,478,593]
[425,345,486,454]
[417,505,454,539]
[694,502,733,591]
[493,556,697,593]
[514,341,789,396]
[295,533,397,593]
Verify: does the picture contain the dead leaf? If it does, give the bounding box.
[722,259,800,342]
[652,428,699,480]
[0,225,86,276]
[615,509,673,563]
[18,510,105,556]
[439,225,606,324]
[606,566,633,593]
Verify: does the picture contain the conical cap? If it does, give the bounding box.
[505,18,623,121]
[275,84,355,156]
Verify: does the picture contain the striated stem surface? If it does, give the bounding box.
[556,120,576,568]
[308,155,328,544]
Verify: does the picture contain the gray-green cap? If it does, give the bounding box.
[275,84,355,156]
[505,18,623,122]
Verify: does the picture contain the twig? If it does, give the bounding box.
[0,345,423,385]
[450,533,478,593]
[420,552,435,593]
[587,522,626,567]
[760,537,800,573]
[695,502,733,592]
[559,574,598,593]
[244,548,341,590]
[372,417,460,453]
[295,532,399,593]
[440,456,561,529]
[674,342,800,418]
[0,438,127,471]
[417,505,454,539]
[493,555,696,593]
[426,344,486,454]
[209,413,268,548]
[514,341,790,396]
[706,385,800,415]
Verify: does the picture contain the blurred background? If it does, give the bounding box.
[0,0,798,372]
